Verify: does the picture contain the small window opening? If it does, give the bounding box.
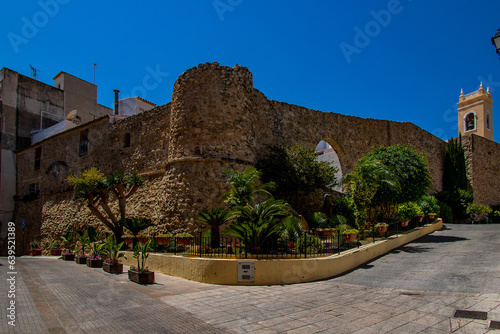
[34,147,41,170]
[79,129,88,156]
[124,133,131,148]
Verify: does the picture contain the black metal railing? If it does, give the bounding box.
[134,217,438,259]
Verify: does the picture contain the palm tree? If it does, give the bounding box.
[225,198,290,252]
[195,207,233,248]
[221,166,275,207]
[343,156,399,228]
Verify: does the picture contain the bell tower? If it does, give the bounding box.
[457,83,493,140]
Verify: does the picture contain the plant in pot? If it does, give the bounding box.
[102,234,126,274]
[342,228,359,242]
[75,229,91,264]
[398,202,420,227]
[30,240,42,256]
[87,241,105,268]
[175,232,193,246]
[155,234,171,245]
[375,222,388,234]
[129,239,154,284]
[50,241,62,256]
[61,231,75,261]
[122,234,134,244]
[136,233,149,244]
[118,217,154,247]
[428,212,437,220]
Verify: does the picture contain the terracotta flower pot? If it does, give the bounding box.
[75,255,87,264]
[137,236,149,244]
[401,221,409,227]
[377,226,388,234]
[344,233,357,242]
[416,216,424,223]
[123,237,134,244]
[176,237,191,246]
[51,249,62,256]
[62,254,75,261]
[128,270,155,284]
[31,249,42,256]
[86,258,103,268]
[103,263,123,274]
[428,214,436,220]
[155,236,170,245]
[317,228,335,236]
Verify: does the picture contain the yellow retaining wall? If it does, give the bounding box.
[121,220,442,285]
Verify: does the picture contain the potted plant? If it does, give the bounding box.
[375,222,388,234]
[342,228,359,242]
[122,234,134,244]
[155,234,171,245]
[102,235,126,274]
[61,231,75,260]
[86,241,104,268]
[50,241,62,256]
[136,234,149,244]
[175,232,193,246]
[30,240,42,256]
[128,240,154,284]
[428,212,437,220]
[398,202,419,227]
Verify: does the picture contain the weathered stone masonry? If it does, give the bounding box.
[13,62,496,254]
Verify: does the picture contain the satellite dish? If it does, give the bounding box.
[66,110,77,120]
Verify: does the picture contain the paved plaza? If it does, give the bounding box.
[2,224,500,333]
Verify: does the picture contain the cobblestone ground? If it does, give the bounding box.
[1,224,500,333]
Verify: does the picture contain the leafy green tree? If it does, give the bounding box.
[225,199,290,251]
[257,144,339,202]
[443,134,469,191]
[343,155,399,227]
[195,207,233,248]
[368,145,432,206]
[437,135,473,222]
[221,166,274,207]
[66,167,144,241]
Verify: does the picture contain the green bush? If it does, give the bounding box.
[436,188,473,222]
[438,202,453,223]
[397,202,421,221]
[417,195,440,216]
[466,203,492,223]
[295,234,324,253]
[331,197,357,225]
[490,210,500,224]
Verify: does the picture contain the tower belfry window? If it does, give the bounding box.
[487,113,491,130]
[465,113,476,131]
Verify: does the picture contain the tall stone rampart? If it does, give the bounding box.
[11,62,460,254]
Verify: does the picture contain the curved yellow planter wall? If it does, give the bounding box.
[121,220,442,285]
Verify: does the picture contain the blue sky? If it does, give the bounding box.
[2,0,500,142]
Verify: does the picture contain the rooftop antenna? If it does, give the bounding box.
[92,62,99,84]
[29,64,41,80]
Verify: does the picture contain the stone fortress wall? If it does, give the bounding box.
[11,62,498,254]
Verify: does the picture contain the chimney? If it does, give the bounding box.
[113,89,120,115]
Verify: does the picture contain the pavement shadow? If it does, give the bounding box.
[417,235,468,243]
[391,245,432,254]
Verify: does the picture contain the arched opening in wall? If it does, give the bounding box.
[124,133,131,148]
[486,113,491,130]
[315,140,343,193]
[464,112,476,132]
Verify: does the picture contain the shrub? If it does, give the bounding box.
[466,203,492,223]
[438,202,453,223]
[331,197,357,225]
[397,202,421,221]
[295,234,323,253]
[417,195,440,216]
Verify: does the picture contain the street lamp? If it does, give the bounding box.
[492,28,500,55]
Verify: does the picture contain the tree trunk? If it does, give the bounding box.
[87,204,115,232]
[210,225,220,249]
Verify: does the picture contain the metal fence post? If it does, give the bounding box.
[199,232,202,258]
[338,229,341,255]
[304,232,307,259]
[245,232,247,259]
